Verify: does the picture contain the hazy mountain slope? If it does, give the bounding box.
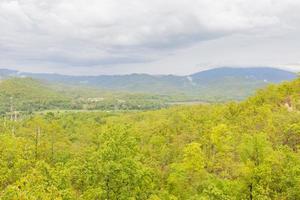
[0,69,18,79]
[191,67,296,83]
[0,67,297,101]
[22,73,190,94]
[187,67,297,100]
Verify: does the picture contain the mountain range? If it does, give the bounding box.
[0,67,297,101]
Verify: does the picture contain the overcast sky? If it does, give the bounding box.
[0,0,300,75]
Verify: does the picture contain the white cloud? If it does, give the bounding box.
[0,0,300,73]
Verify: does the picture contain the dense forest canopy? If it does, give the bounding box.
[0,78,300,199]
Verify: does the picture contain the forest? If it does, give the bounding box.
[0,77,300,199]
[0,78,169,114]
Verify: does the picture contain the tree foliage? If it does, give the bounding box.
[0,79,300,199]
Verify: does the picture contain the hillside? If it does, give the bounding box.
[190,67,298,100]
[191,67,296,82]
[0,78,71,114]
[0,78,170,114]
[0,67,297,101]
[0,78,300,199]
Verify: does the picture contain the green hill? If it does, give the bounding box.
[0,78,71,114]
[0,78,169,114]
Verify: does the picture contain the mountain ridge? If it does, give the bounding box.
[0,66,297,78]
[0,67,297,101]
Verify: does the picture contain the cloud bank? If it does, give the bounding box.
[0,0,299,74]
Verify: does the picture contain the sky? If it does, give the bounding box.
[0,0,300,75]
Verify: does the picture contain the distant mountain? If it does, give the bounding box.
[0,69,18,79]
[187,67,297,100]
[0,67,297,101]
[20,73,188,94]
[190,67,296,83]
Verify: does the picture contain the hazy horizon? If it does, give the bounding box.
[0,65,299,76]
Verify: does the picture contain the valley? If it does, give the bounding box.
[0,67,297,116]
